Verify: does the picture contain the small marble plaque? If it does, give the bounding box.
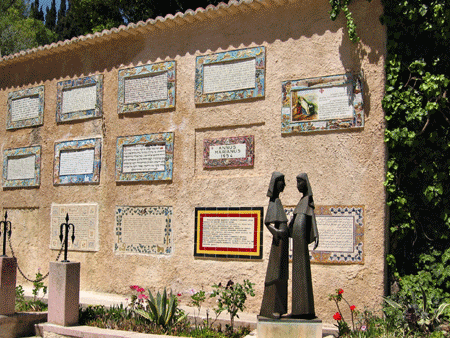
[54,138,102,185]
[118,61,176,114]
[203,135,254,168]
[115,206,173,256]
[285,205,364,264]
[194,207,263,259]
[2,146,41,188]
[281,73,364,134]
[7,86,44,129]
[115,133,174,182]
[195,47,265,104]
[50,203,99,251]
[56,75,103,122]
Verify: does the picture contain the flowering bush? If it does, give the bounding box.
[329,288,356,336]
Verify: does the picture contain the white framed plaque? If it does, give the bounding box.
[7,86,44,130]
[2,146,41,188]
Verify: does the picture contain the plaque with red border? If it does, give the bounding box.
[194,207,263,259]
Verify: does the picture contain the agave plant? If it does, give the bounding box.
[133,288,186,329]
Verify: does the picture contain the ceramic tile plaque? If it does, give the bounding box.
[281,73,364,134]
[195,47,265,104]
[194,207,263,259]
[203,135,254,169]
[115,132,174,182]
[285,205,364,264]
[50,203,99,251]
[114,206,173,256]
[56,75,103,122]
[2,146,41,188]
[117,61,176,114]
[7,86,44,130]
[54,138,102,185]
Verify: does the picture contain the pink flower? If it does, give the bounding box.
[137,287,145,293]
[138,294,148,300]
[130,285,139,290]
[350,305,356,311]
[361,325,367,331]
[333,312,342,321]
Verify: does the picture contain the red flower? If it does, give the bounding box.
[138,294,148,300]
[350,305,356,311]
[338,288,344,295]
[137,287,145,293]
[333,312,342,321]
[177,292,182,297]
[130,285,139,290]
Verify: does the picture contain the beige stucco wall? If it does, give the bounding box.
[0,0,386,324]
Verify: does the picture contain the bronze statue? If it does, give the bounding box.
[289,173,319,319]
[259,172,289,319]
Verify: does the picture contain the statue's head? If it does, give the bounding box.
[296,173,312,196]
[267,171,285,197]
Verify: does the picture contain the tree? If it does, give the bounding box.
[45,0,56,31]
[0,0,56,57]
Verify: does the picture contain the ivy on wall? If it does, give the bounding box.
[330,0,450,301]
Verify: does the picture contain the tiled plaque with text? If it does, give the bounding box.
[2,146,41,188]
[203,135,254,169]
[50,203,99,251]
[195,47,265,104]
[114,206,173,256]
[56,75,103,122]
[194,207,263,259]
[281,73,364,134]
[115,132,174,182]
[285,205,364,264]
[53,138,102,185]
[117,61,176,114]
[7,86,44,130]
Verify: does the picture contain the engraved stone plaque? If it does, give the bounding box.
[203,59,256,94]
[2,146,41,188]
[56,75,103,122]
[118,61,176,114]
[285,205,364,264]
[7,155,36,180]
[122,144,165,173]
[115,206,173,256]
[281,73,364,134]
[54,138,102,185]
[203,135,254,169]
[7,86,44,129]
[194,207,263,259]
[124,73,168,104]
[195,47,265,104]
[50,203,99,252]
[115,133,173,182]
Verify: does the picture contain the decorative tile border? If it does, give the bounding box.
[195,47,265,104]
[194,207,263,259]
[53,138,102,185]
[50,203,99,252]
[2,146,41,188]
[115,132,174,182]
[203,135,254,169]
[281,73,364,134]
[7,86,44,130]
[117,61,176,114]
[56,75,103,122]
[285,205,364,264]
[114,206,173,256]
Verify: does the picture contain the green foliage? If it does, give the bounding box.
[133,288,187,330]
[328,0,372,42]
[210,280,255,333]
[15,272,48,312]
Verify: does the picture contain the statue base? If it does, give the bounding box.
[257,315,322,338]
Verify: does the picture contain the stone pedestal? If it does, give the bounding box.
[257,316,322,338]
[0,257,17,315]
[48,261,80,326]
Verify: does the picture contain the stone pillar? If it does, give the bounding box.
[257,316,323,338]
[48,262,80,326]
[0,257,17,315]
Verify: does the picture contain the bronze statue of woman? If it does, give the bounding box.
[260,172,289,319]
[289,173,319,319]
